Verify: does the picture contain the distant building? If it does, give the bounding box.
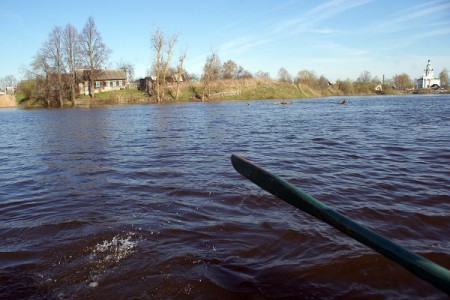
[76,69,127,95]
[138,74,185,94]
[0,85,15,94]
[417,60,440,89]
[374,82,383,91]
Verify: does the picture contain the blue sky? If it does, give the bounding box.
[1,0,449,82]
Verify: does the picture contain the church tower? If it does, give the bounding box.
[424,60,434,78]
[417,60,440,89]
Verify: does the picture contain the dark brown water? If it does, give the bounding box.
[0,95,449,299]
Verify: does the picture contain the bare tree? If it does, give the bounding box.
[31,52,52,105]
[392,73,413,90]
[3,75,16,86]
[221,60,252,79]
[162,35,177,100]
[201,50,221,101]
[175,48,187,101]
[357,70,372,82]
[317,75,329,89]
[151,28,178,102]
[63,23,79,101]
[439,68,448,88]
[222,60,238,79]
[254,70,270,79]
[295,69,317,87]
[79,16,111,98]
[117,60,135,83]
[0,75,14,95]
[44,26,64,106]
[30,26,65,106]
[278,67,292,83]
[236,65,253,79]
[151,29,163,99]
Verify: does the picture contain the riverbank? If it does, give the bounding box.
[16,79,448,108]
[0,94,17,108]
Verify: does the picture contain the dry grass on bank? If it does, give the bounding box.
[0,94,17,107]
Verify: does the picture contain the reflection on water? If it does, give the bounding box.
[0,95,449,299]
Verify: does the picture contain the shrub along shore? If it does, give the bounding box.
[16,78,446,108]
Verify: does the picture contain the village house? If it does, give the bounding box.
[0,82,16,94]
[138,74,185,94]
[76,69,127,95]
[417,60,440,89]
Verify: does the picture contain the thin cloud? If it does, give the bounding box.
[219,36,253,52]
[263,0,304,15]
[314,41,369,56]
[219,36,273,55]
[301,28,344,34]
[375,0,450,32]
[220,1,305,34]
[220,21,241,31]
[273,0,372,34]
[375,20,450,53]
[411,27,450,41]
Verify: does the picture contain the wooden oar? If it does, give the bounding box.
[231,154,450,295]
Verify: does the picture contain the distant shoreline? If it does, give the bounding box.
[12,79,450,109]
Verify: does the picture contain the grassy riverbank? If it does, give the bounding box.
[73,78,326,103]
[17,78,447,108]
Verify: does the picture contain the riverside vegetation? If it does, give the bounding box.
[7,17,449,108]
[16,76,446,108]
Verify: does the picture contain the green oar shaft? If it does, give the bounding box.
[231,154,450,295]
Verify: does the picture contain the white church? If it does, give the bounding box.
[417,60,440,89]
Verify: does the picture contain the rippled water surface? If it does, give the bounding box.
[1,95,449,299]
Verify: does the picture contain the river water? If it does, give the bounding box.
[0,94,449,299]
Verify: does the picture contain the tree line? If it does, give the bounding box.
[8,17,450,105]
[276,67,449,94]
[148,34,258,102]
[19,16,133,107]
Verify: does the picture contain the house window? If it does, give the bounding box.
[119,80,123,87]
[112,81,117,87]
[95,81,100,88]
[106,81,110,87]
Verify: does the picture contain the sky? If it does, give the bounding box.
[1,0,449,82]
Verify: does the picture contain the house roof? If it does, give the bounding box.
[76,69,127,81]
[96,70,127,80]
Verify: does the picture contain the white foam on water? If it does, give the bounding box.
[93,234,136,263]
[87,233,138,287]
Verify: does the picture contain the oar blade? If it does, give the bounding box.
[231,154,450,295]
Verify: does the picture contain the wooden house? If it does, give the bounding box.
[138,74,185,94]
[76,69,127,95]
